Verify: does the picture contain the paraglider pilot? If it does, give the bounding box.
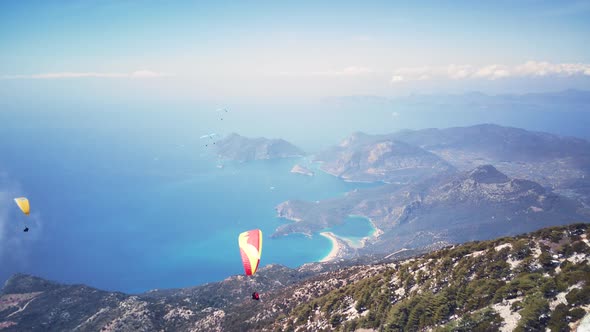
[239,229,263,301]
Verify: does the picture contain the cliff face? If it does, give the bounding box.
[3,224,588,331]
[290,164,314,176]
[215,133,304,162]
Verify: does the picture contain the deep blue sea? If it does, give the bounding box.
[0,110,379,293]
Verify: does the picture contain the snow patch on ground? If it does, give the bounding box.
[550,283,584,310]
[341,297,362,321]
[466,250,486,258]
[568,253,587,264]
[73,307,110,331]
[507,257,522,270]
[531,245,542,258]
[164,307,195,321]
[492,297,523,332]
[495,243,512,252]
[194,309,225,332]
[389,275,400,286]
[572,305,590,332]
[0,321,17,329]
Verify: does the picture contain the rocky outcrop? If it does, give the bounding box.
[290,164,314,176]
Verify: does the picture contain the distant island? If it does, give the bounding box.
[214,133,304,162]
[290,164,314,176]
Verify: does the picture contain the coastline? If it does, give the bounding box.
[318,215,384,262]
[319,232,342,262]
[317,165,385,184]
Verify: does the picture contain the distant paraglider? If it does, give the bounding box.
[217,108,228,121]
[14,197,30,232]
[202,108,229,148]
[200,133,218,140]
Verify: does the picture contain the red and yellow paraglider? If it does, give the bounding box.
[238,229,263,301]
[238,229,262,276]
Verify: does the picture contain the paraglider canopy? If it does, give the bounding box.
[200,133,218,139]
[14,197,30,215]
[238,229,262,276]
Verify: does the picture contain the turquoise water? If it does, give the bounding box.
[325,215,376,246]
[0,113,379,293]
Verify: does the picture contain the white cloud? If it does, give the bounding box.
[130,70,168,78]
[276,66,374,77]
[1,70,171,80]
[391,75,404,83]
[473,65,511,80]
[391,61,590,83]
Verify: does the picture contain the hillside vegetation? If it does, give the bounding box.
[1,224,588,331]
[225,223,590,332]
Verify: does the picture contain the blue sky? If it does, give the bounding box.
[1,0,590,101]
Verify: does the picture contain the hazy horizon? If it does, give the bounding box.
[2,1,590,102]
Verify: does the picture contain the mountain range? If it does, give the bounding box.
[274,124,590,258]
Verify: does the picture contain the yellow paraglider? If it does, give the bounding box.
[14,197,30,215]
[14,197,30,232]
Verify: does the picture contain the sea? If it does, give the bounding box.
[0,107,379,293]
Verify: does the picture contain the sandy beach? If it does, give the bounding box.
[319,232,342,262]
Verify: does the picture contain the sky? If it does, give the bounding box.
[1,0,590,102]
